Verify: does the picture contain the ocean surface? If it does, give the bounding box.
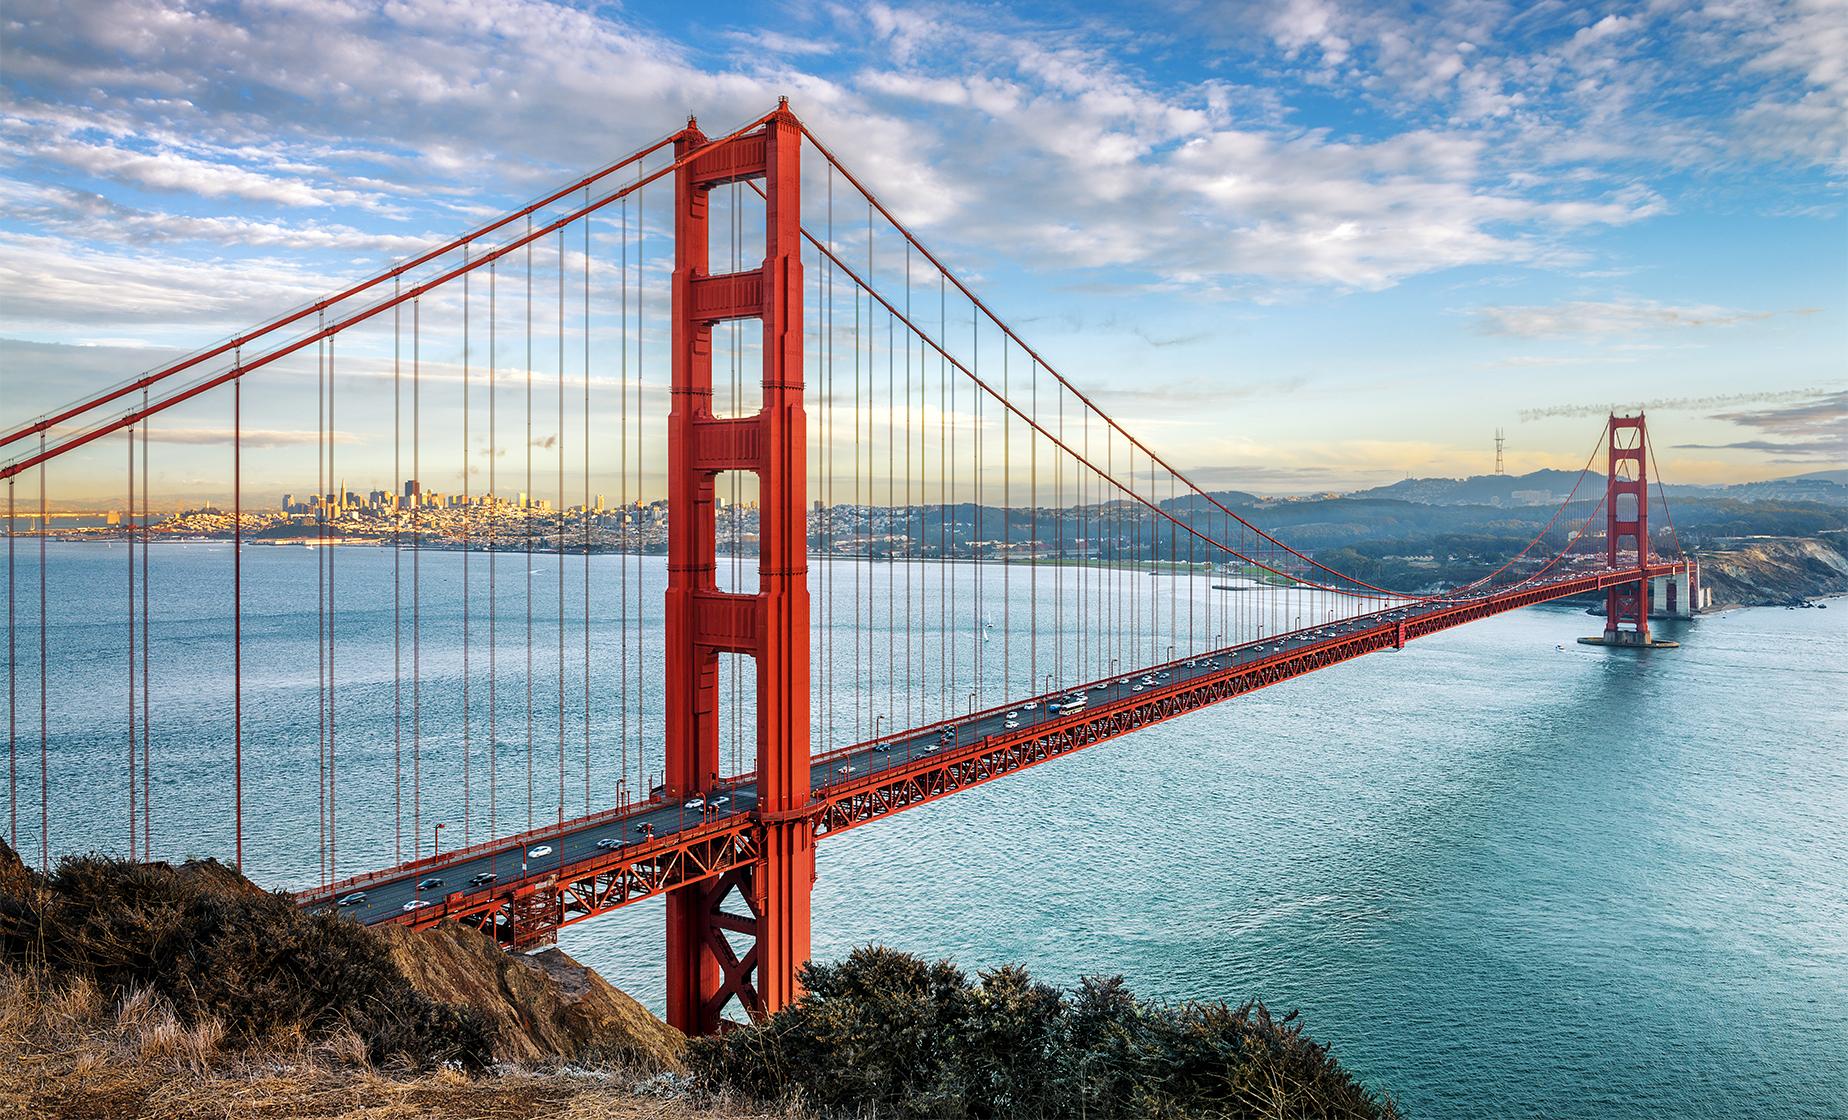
[5,542,1845,1118]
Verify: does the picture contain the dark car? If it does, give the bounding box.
[416,877,444,892]
[336,892,367,907]
[466,872,497,887]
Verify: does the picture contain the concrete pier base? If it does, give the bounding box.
[1577,634,1679,649]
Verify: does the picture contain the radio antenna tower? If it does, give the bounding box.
[1494,429,1506,475]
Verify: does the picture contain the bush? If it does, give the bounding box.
[0,842,493,1069]
[690,945,1398,1119]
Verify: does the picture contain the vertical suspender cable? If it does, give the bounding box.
[393,281,403,863]
[853,201,862,744]
[140,398,150,858]
[618,199,629,806]
[328,333,337,881]
[635,186,645,796]
[526,221,534,830]
[904,245,913,735]
[37,443,47,869]
[583,195,592,812]
[824,169,834,751]
[317,330,326,880]
[413,298,423,858]
[3,477,13,851]
[124,440,133,857]
[557,227,567,827]
[489,263,499,835]
[462,250,472,845]
[233,361,243,871]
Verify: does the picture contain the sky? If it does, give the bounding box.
[1,0,1844,504]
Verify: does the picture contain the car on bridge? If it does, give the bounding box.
[416,877,444,892]
[683,795,706,810]
[467,872,497,886]
[596,837,621,849]
[527,845,553,858]
[337,892,367,907]
[402,899,432,912]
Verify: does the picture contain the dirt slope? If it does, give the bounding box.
[374,920,685,1070]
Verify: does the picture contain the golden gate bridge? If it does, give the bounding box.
[0,101,1690,1035]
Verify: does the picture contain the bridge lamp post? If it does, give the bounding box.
[433,822,446,858]
[968,691,978,716]
[1166,643,1174,663]
[1044,673,1054,695]
[873,714,885,744]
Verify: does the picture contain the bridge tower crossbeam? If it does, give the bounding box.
[664,101,812,1034]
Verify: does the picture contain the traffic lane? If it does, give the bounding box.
[342,788,765,924]
[336,603,1445,922]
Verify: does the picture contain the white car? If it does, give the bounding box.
[402,899,433,912]
[1132,684,1146,693]
[1090,683,1108,691]
[527,844,553,858]
[683,796,706,810]
[1004,719,1020,729]
[1006,710,1021,719]
[596,837,620,849]
[1023,701,1039,710]
[710,794,731,807]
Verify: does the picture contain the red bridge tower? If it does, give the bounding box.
[664,102,812,1033]
[1603,413,1651,645]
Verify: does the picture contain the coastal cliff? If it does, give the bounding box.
[1697,536,1848,607]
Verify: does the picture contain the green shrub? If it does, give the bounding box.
[691,945,1398,1119]
[0,843,493,1069]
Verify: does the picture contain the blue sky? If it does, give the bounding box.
[1,0,1843,501]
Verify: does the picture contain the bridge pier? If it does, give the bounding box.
[664,102,812,1035]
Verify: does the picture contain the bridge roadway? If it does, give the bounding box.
[301,562,1682,935]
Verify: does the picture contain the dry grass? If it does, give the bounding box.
[0,967,785,1120]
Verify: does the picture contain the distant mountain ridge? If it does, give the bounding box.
[1347,469,1848,508]
[1348,470,1590,507]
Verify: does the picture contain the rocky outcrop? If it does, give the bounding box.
[373,920,684,1071]
[1697,536,1848,607]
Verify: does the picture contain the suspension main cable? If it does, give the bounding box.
[0,133,683,454]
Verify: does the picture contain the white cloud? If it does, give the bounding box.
[1473,298,1777,337]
